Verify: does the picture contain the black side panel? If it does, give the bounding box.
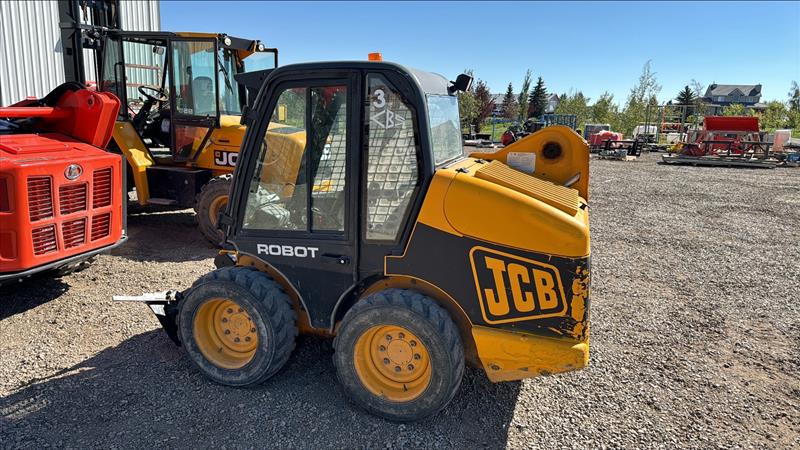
[234,242,356,328]
[385,224,590,340]
[146,166,211,207]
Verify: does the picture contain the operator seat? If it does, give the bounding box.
[191,76,215,116]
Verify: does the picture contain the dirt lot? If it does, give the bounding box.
[1,152,798,449]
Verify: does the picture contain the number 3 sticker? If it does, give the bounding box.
[372,89,385,108]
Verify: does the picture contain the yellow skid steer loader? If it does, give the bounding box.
[117,57,591,421]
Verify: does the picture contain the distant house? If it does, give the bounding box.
[545,93,560,114]
[702,84,766,114]
[491,94,505,117]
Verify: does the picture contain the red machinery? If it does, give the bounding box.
[0,83,125,284]
[680,116,762,157]
[589,130,623,150]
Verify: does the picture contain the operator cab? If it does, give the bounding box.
[225,61,467,327]
[99,31,277,162]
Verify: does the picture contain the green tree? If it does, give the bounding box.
[789,81,800,112]
[722,103,748,116]
[689,79,708,126]
[458,69,477,132]
[675,85,697,106]
[675,85,697,119]
[501,82,518,120]
[591,91,618,126]
[619,61,662,135]
[472,79,495,132]
[527,76,548,119]
[555,91,591,129]
[756,101,789,131]
[458,90,477,132]
[517,69,532,121]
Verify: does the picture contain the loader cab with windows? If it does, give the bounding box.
[121,60,592,422]
[98,30,278,243]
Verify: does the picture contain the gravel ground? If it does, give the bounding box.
[1,152,798,449]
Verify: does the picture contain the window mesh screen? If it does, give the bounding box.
[365,75,418,240]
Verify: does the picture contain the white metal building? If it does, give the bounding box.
[0,0,160,106]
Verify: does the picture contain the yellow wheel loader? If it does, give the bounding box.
[117,58,591,421]
[98,31,277,244]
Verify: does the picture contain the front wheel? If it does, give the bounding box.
[195,175,231,246]
[178,266,297,386]
[333,289,464,422]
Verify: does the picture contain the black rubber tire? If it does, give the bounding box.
[178,266,297,386]
[333,289,464,422]
[194,174,232,246]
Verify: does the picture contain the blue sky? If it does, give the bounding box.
[162,1,800,104]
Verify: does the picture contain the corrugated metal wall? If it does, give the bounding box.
[0,0,160,106]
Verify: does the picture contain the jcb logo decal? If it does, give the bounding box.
[470,247,567,324]
[214,150,238,167]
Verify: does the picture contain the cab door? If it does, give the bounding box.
[358,72,424,278]
[169,38,218,161]
[230,72,358,328]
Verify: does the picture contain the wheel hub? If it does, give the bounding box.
[194,298,258,369]
[353,325,431,402]
[209,195,229,227]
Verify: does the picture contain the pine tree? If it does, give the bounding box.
[528,77,548,119]
[501,82,518,120]
[675,86,697,105]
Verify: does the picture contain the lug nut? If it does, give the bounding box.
[414,353,421,360]
[410,340,416,347]
[227,308,233,313]
[224,330,231,335]
[398,332,405,339]
[385,335,392,341]
[407,364,414,371]
[234,337,240,343]
[379,345,386,352]
[245,337,251,342]
[394,366,401,372]
[250,327,256,333]
[222,318,228,323]
[383,358,390,365]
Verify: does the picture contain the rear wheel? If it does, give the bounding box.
[195,175,231,245]
[178,266,297,386]
[333,289,464,422]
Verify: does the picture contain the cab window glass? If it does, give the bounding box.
[310,86,347,232]
[427,95,463,165]
[364,75,419,241]
[172,40,217,116]
[122,40,167,113]
[218,48,242,115]
[243,85,348,233]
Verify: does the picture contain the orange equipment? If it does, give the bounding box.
[0,83,126,284]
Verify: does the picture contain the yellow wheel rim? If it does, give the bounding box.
[353,325,431,402]
[209,195,229,227]
[193,298,258,369]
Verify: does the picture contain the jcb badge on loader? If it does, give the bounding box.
[116,59,591,422]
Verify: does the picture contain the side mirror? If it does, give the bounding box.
[449,73,473,94]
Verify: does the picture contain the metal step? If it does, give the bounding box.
[147,197,178,206]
